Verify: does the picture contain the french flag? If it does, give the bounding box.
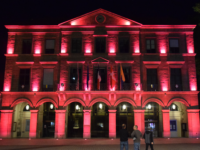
[97,65,101,90]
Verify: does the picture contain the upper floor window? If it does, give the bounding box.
[94,66,107,90]
[146,39,156,53]
[45,39,55,54]
[147,69,158,91]
[43,68,54,91]
[95,37,106,53]
[170,68,182,91]
[119,37,130,53]
[169,39,179,53]
[119,66,131,90]
[18,69,30,91]
[71,38,82,53]
[69,66,82,90]
[22,39,32,54]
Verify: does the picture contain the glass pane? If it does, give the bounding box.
[147,45,150,50]
[25,119,30,131]
[151,39,155,45]
[22,39,32,54]
[170,39,179,47]
[146,40,150,45]
[46,40,55,49]
[43,69,54,86]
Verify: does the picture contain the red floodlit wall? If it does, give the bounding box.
[29,110,38,138]
[83,110,91,138]
[134,110,145,134]
[162,110,170,137]
[55,110,66,138]
[0,110,13,138]
[187,109,200,138]
[108,110,116,138]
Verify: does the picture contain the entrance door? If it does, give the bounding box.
[116,103,134,137]
[21,119,30,138]
[91,103,109,138]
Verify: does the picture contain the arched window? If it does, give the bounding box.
[170,103,178,111]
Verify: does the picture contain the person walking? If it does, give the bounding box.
[119,124,129,150]
[131,125,142,150]
[143,127,154,150]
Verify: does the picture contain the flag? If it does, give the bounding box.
[120,64,125,90]
[97,65,101,90]
[87,65,89,89]
[76,63,79,90]
[110,66,116,89]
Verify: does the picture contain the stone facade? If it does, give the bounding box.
[0,9,199,139]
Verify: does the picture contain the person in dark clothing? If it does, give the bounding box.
[119,124,129,150]
[131,125,142,150]
[143,127,154,150]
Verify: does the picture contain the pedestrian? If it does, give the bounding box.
[131,125,142,150]
[119,124,129,150]
[143,127,154,150]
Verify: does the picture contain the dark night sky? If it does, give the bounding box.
[0,0,199,90]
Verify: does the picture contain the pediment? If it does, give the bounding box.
[91,57,109,63]
[59,8,142,26]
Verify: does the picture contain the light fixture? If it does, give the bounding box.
[99,103,103,109]
[172,104,176,110]
[175,84,179,88]
[122,104,126,110]
[151,84,153,88]
[21,85,25,89]
[72,77,76,80]
[147,104,151,110]
[26,105,30,110]
[50,104,54,110]
[76,105,80,110]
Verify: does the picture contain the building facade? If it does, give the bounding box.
[0,9,199,139]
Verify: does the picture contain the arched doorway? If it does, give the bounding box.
[37,102,55,138]
[169,102,188,137]
[12,102,30,138]
[91,102,109,138]
[145,102,162,137]
[66,102,83,138]
[116,102,134,137]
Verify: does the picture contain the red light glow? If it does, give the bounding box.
[4,86,10,92]
[191,86,197,91]
[161,49,166,54]
[110,87,115,91]
[7,48,14,54]
[125,21,130,25]
[162,110,170,137]
[71,21,76,25]
[186,34,194,54]
[162,87,168,91]
[55,110,66,138]
[32,87,38,92]
[35,49,41,54]
[83,110,91,138]
[108,110,116,138]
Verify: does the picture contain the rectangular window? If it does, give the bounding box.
[95,37,106,53]
[119,66,131,90]
[94,67,107,90]
[22,39,32,54]
[18,69,30,91]
[25,119,30,132]
[69,67,82,90]
[169,39,179,53]
[43,69,54,91]
[71,38,82,53]
[147,69,158,91]
[170,68,182,91]
[119,37,130,53]
[45,39,55,54]
[146,39,156,53]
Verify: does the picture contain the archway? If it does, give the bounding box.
[144,102,162,137]
[169,102,188,137]
[37,102,56,138]
[116,102,134,137]
[12,102,31,138]
[91,102,109,138]
[66,102,83,138]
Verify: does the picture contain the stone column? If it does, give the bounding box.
[29,110,38,138]
[108,110,116,138]
[162,109,170,137]
[83,109,91,138]
[134,109,145,134]
[0,110,13,138]
[55,109,66,139]
[187,109,200,138]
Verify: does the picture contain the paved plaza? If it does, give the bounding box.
[0,138,200,150]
